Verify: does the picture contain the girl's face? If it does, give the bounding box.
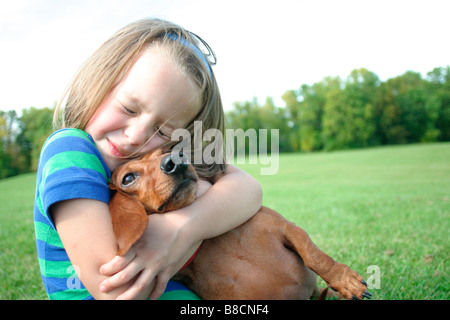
[85,46,202,171]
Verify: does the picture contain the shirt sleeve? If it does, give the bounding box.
[37,129,112,228]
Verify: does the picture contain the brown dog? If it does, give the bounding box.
[108,149,371,300]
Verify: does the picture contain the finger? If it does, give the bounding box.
[149,269,171,300]
[100,260,142,293]
[116,269,158,300]
[99,250,136,276]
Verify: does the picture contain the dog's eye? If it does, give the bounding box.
[122,173,137,186]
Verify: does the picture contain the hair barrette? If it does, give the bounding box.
[165,32,215,77]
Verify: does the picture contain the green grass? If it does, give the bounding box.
[0,143,449,299]
[238,142,449,300]
[0,172,48,299]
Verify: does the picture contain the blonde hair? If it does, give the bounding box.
[54,18,225,178]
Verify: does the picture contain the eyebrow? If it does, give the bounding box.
[121,92,144,108]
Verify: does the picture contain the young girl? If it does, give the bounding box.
[34,18,262,300]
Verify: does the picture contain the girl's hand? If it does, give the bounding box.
[99,211,194,300]
[99,179,212,300]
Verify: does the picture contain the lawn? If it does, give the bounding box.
[0,142,448,299]
[0,172,48,299]
[238,142,449,300]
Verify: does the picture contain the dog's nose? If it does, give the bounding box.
[160,152,189,175]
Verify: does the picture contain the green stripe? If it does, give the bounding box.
[43,151,107,180]
[35,221,63,248]
[36,183,49,220]
[36,193,45,218]
[39,258,74,278]
[49,288,91,300]
[158,290,201,300]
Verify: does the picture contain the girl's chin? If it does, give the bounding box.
[104,156,126,173]
[95,142,125,172]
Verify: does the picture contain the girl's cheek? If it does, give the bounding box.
[142,136,168,153]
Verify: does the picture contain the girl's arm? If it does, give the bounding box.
[99,164,263,299]
[186,164,263,240]
[52,198,201,300]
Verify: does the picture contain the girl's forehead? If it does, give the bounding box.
[116,47,202,127]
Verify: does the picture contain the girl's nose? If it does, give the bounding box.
[124,122,150,147]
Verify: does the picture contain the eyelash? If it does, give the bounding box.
[120,103,170,139]
[155,126,170,139]
[123,105,137,115]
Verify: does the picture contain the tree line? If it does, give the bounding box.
[227,66,449,153]
[1,66,449,179]
[0,107,54,179]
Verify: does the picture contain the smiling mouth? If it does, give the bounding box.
[108,139,129,158]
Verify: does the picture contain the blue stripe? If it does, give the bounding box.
[34,206,50,225]
[43,168,111,210]
[35,167,110,229]
[165,280,192,292]
[36,239,69,261]
[42,275,88,295]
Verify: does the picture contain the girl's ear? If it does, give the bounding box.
[109,190,148,256]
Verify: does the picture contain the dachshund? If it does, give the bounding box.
[108,149,371,300]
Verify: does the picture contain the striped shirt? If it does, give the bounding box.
[34,128,111,299]
[33,128,201,300]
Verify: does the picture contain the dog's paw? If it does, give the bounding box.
[325,263,372,300]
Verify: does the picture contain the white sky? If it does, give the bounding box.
[1,0,449,114]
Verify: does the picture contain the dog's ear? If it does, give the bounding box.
[108,182,118,191]
[109,190,148,256]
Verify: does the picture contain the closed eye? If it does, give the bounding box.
[123,105,137,115]
[155,126,171,139]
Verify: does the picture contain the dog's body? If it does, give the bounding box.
[109,150,371,300]
[174,207,318,299]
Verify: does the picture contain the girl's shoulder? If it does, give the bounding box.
[43,128,95,149]
[40,128,99,160]
[39,128,110,179]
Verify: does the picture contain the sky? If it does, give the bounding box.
[1,0,449,114]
